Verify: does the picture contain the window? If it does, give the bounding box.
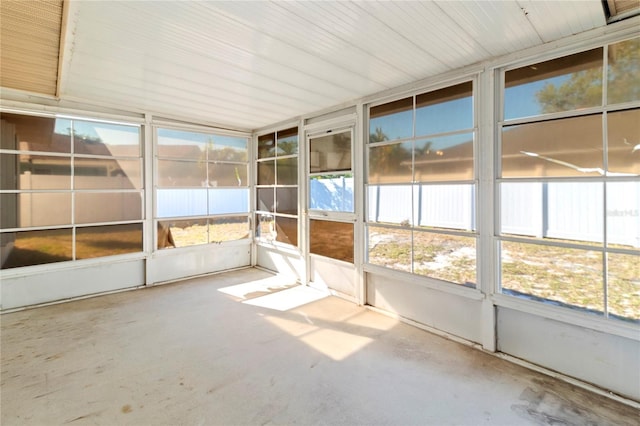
[309,130,353,213]
[255,127,298,246]
[0,113,143,269]
[156,128,249,249]
[366,81,477,287]
[499,37,640,323]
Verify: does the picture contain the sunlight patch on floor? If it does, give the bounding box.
[300,328,374,361]
[242,286,328,311]
[217,275,297,300]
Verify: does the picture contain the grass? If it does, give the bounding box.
[368,227,639,321]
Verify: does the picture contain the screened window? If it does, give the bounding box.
[0,113,143,269]
[309,130,353,213]
[255,127,298,247]
[156,128,249,249]
[366,81,476,288]
[499,37,640,323]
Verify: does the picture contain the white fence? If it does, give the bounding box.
[368,182,640,248]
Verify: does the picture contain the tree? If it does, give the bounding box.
[536,38,639,113]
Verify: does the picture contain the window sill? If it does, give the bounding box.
[492,292,640,341]
[364,263,484,301]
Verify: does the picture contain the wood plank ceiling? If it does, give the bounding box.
[3,1,610,131]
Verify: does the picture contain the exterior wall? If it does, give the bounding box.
[366,271,483,344]
[1,259,144,309]
[497,307,640,401]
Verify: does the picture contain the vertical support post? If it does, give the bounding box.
[478,68,497,352]
[143,113,154,285]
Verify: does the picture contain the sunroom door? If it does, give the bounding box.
[306,126,357,298]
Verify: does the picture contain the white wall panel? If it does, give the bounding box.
[497,307,640,401]
[310,255,356,298]
[147,243,250,285]
[1,259,144,310]
[366,271,483,344]
[256,245,304,281]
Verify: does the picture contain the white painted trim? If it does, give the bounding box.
[151,119,251,138]
[364,264,484,301]
[0,251,146,279]
[492,293,640,341]
[486,16,640,72]
[303,113,357,135]
[0,102,145,125]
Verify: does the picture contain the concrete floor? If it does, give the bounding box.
[1,268,638,426]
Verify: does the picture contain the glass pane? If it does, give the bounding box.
[277,127,298,156]
[74,158,141,189]
[501,241,604,314]
[276,187,297,215]
[500,181,544,238]
[257,160,275,185]
[157,128,208,160]
[413,232,476,287]
[608,38,640,105]
[309,132,351,173]
[607,252,640,322]
[310,219,353,263]
[206,135,248,162]
[276,157,298,185]
[368,141,412,184]
[500,182,603,245]
[367,185,412,225]
[415,82,473,136]
[208,188,248,214]
[310,175,354,212]
[0,193,71,228]
[607,109,639,175]
[76,224,142,259]
[75,192,142,223]
[73,121,140,157]
[501,114,603,178]
[208,163,247,187]
[156,189,207,218]
[256,213,275,241]
[504,48,603,120]
[607,181,640,250]
[1,229,72,269]
[0,113,71,153]
[258,133,276,159]
[415,184,475,231]
[157,219,207,248]
[209,216,250,242]
[275,216,298,246]
[257,188,275,212]
[157,159,206,187]
[367,225,411,273]
[369,97,413,142]
[414,133,474,181]
[1,153,71,190]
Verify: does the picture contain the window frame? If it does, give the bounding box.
[364,78,480,290]
[495,37,640,324]
[153,125,251,251]
[0,111,145,270]
[254,126,300,248]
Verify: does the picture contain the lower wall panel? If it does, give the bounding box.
[311,255,356,298]
[497,307,640,401]
[256,245,304,281]
[366,272,482,344]
[1,259,145,310]
[148,242,251,284]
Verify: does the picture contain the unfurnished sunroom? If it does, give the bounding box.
[1,0,639,405]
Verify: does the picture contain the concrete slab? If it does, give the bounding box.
[1,268,638,425]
